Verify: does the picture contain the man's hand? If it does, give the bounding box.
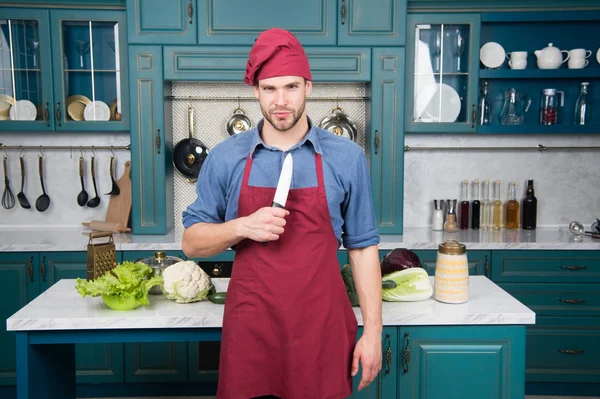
[351,332,382,391]
[239,206,289,242]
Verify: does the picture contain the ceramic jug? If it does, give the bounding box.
[500,88,531,125]
[534,43,570,69]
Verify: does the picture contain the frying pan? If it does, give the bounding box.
[172,106,209,182]
[318,107,358,142]
[226,106,252,136]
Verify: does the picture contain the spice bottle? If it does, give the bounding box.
[432,199,444,231]
[434,240,469,304]
[444,199,458,233]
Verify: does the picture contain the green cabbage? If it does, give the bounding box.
[75,261,163,306]
[381,268,432,302]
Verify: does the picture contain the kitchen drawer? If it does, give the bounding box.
[526,321,600,383]
[500,283,600,317]
[492,250,600,283]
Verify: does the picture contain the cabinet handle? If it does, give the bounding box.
[341,0,346,25]
[56,102,62,126]
[188,0,193,24]
[558,298,585,304]
[385,333,392,375]
[41,256,46,282]
[44,102,50,127]
[560,265,587,271]
[471,104,476,128]
[558,349,584,355]
[212,263,223,277]
[155,129,161,154]
[374,130,379,155]
[403,332,410,374]
[27,256,34,282]
[484,254,490,277]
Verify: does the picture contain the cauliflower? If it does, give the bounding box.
[162,260,213,303]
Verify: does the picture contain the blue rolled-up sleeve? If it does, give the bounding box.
[182,151,228,229]
[341,151,380,249]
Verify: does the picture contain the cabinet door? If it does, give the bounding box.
[122,251,187,382]
[38,252,124,384]
[129,45,173,234]
[338,0,407,46]
[370,48,405,234]
[0,9,54,132]
[196,0,336,45]
[49,9,129,132]
[0,253,38,386]
[126,0,196,45]
[405,14,481,133]
[398,326,526,399]
[351,327,397,399]
[411,250,491,277]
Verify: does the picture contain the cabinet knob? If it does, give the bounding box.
[156,129,161,154]
[41,256,46,282]
[484,254,490,277]
[341,0,346,25]
[471,104,476,128]
[188,0,194,24]
[27,256,34,282]
[558,298,585,304]
[374,130,379,155]
[558,349,584,355]
[56,102,62,127]
[403,332,410,373]
[559,265,587,271]
[212,263,223,277]
[385,333,392,375]
[44,103,50,127]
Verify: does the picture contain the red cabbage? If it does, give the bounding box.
[381,248,423,276]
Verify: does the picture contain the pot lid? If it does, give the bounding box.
[438,240,466,255]
[135,251,184,268]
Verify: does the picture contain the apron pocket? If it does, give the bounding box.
[227,262,258,314]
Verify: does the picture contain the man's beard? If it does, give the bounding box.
[261,101,305,132]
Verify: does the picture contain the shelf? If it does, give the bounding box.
[479,69,600,79]
[64,69,121,73]
[478,125,600,134]
[0,69,41,72]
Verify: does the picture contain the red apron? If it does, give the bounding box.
[217,151,358,399]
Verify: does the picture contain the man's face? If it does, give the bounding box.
[254,76,312,132]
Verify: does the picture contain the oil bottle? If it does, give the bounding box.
[459,180,470,230]
[505,181,520,229]
[492,180,503,230]
[522,179,537,230]
[481,180,491,230]
[471,180,481,230]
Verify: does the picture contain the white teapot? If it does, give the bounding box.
[534,43,570,69]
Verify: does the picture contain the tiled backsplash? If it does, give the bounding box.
[404,134,600,228]
[0,132,130,227]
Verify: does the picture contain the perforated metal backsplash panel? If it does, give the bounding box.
[172,82,367,234]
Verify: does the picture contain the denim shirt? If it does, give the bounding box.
[182,119,380,249]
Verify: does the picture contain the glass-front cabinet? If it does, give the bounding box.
[405,14,481,133]
[0,9,128,132]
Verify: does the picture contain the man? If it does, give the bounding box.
[182,28,382,399]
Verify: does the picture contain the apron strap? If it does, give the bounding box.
[241,155,253,188]
[314,152,324,189]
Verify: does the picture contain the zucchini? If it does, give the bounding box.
[382,279,397,289]
[208,291,227,305]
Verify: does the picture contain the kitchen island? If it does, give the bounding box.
[7,276,535,399]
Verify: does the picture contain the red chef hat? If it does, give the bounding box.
[244,28,312,86]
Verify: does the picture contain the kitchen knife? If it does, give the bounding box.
[272,153,293,209]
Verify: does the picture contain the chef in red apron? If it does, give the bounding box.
[182,28,382,399]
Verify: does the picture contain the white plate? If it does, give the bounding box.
[597,48,600,64]
[9,100,37,121]
[83,101,111,121]
[480,42,506,69]
[421,83,461,123]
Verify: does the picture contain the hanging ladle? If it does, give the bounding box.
[76,156,88,206]
[16,156,31,209]
[105,156,120,195]
[86,155,100,208]
[35,155,50,212]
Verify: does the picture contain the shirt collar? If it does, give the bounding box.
[250,118,323,157]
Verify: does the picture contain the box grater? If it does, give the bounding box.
[86,232,117,280]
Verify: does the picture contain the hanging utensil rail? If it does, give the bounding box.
[167,95,368,101]
[404,144,600,152]
[0,144,131,151]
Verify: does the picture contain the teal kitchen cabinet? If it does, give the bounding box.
[0,8,130,132]
[126,0,197,45]
[38,252,124,385]
[405,13,481,133]
[398,325,526,399]
[351,327,397,399]
[0,253,39,386]
[337,0,407,46]
[128,45,173,234]
[122,251,188,383]
[196,0,336,45]
[412,250,491,277]
[370,48,405,234]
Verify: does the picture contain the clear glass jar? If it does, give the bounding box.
[135,251,184,294]
[539,88,564,125]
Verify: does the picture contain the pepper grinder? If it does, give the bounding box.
[432,200,444,231]
[444,199,458,233]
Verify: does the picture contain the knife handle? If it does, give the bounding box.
[271,202,285,209]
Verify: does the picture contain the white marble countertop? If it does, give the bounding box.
[7,276,535,331]
[0,226,598,252]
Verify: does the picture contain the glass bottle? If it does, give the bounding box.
[481,180,491,230]
[478,81,492,125]
[444,199,458,233]
[522,179,537,230]
[505,181,519,229]
[432,199,444,231]
[574,82,591,125]
[492,180,503,230]
[540,88,564,125]
[471,180,481,230]
[459,180,469,230]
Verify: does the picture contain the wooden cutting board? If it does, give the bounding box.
[105,160,132,228]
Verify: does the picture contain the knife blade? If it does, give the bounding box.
[272,153,293,209]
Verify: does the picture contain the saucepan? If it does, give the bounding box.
[226,104,252,136]
[172,105,209,183]
[318,106,357,142]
